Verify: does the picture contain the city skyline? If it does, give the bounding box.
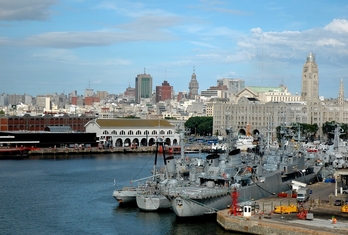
[1,1,348,98]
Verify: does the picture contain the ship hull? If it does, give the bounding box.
[171,172,318,217]
[136,195,171,211]
[112,187,137,204]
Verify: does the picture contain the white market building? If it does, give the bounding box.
[85,118,180,148]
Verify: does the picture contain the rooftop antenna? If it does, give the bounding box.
[144,67,146,75]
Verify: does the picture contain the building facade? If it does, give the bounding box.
[212,52,347,139]
[155,80,173,103]
[217,78,245,100]
[0,114,94,132]
[85,118,179,147]
[301,52,319,102]
[135,72,153,103]
[188,67,199,99]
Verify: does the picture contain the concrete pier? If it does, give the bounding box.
[217,209,347,235]
[217,181,348,234]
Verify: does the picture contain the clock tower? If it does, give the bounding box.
[301,52,319,102]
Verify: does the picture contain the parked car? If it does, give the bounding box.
[334,199,342,206]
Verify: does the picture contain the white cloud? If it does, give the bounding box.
[0,0,57,21]
[21,28,175,48]
[232,19,348,63]
[32,49,131,66]
[315,38,345,47]
[324,19,348,33]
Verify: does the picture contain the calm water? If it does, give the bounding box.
[0,153,243,235]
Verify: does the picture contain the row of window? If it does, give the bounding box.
[102,130,173,135]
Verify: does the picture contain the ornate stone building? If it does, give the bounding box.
[188,67,199,99]
[212,52,346,139]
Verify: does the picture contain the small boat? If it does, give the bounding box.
[158,145,181,154]
[0,146,37,159]
[112,174,159,205]
[112,186,138,204]
[136,137,172,211]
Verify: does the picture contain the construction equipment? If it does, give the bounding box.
[274,204,297,214]
[341,204,348,213]
[297,207,308,220]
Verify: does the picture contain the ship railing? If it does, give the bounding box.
[164,187,229,198]
[130,174,164,184]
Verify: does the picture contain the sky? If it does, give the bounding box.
[1,0,348,98]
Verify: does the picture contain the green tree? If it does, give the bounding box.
[185,116,213,136]
[197,118,213,136]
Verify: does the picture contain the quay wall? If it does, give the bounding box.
[217,210,341,235]
[28,144,209,155]
[29,146,157,155]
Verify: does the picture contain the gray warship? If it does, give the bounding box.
[161,126,322,217]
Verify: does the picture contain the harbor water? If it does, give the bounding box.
[0,153,243,235]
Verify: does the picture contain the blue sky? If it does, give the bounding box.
[1,0,348,98]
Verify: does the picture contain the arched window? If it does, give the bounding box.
[103,130,109,134]
[111,130,117,135]
[120,130,125,135]
[167,130,172,135]
[152,130,157,135]
[160,130,165,135]
[128,130,134,135]
[136,130,142,135]
[144,130,149,135]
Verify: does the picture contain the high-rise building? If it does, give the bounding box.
[84,88,94,98]
[188,67,199,99]
[155,80,173,103]
[135,71,153,103]
[217,78,245,98]
[301,52,319,102]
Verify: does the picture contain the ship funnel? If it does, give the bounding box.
[165,156,176,175]
[206,153,219,167]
